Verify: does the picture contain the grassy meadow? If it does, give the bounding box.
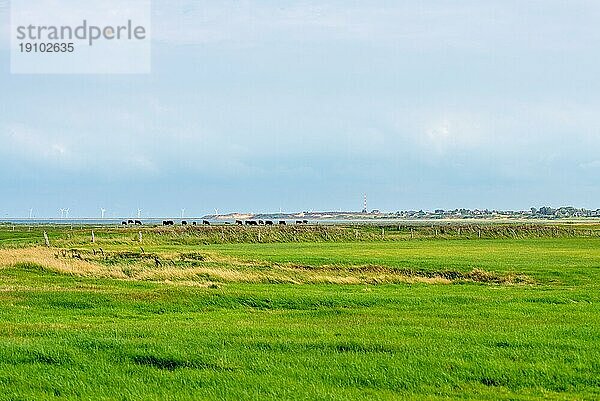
[0,223,599,400]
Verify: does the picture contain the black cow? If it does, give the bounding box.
[235,220,243,225]
[122,221,128,225]
[192,222,197,226]
[279,221,286,225]
[128,219,134,224]
[258,220,264,225]
[163,220,174,226]
[303,220,308,224]
[182,221,187,225]
[135,220,142,225]
[265,220,273,225]
[296,220,303,224]
[203,220,211,225]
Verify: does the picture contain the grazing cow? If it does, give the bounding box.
[203,220,211,225]
[258,220,264,225]
[303,220,308,224]
[296,220,303,224]
[135,220,142,225]
[182,221,187,225]
[265,220,273,225]
[192,222,197,226]
[236,220,243,225]
[251,221,258,226]
[279,221,286,225]
[163,220,174,226]
[122,221,128,225]
[128,220,134,224]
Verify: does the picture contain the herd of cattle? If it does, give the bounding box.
[121,219,310,226]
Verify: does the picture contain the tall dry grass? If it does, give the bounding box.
[0,247,126,278]
[0,247,526,285]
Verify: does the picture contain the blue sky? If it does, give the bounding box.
[1,0,600,218]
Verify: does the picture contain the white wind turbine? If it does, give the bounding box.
[137,208,142,219]
[214,208,219,217]
[181,208,185,219]
[100,208,106,219]
[65,208,70,219]
[59,208,66,219]
[29,208,33,219]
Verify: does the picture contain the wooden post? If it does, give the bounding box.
[91,230,95,243]
[43,232,50,247]
[138,231,143,243]
[410,228,414,239]
[478,229,481,239]
[381,227,385,239]
[258,231,262,242]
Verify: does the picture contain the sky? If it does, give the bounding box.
[1,0,600,218]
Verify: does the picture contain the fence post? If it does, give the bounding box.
[91,230,95,243]
[43,232,50,247]
[139,231,143,243]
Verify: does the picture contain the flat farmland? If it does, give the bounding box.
[0,224,598,400]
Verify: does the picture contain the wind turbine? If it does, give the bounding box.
[29,208,33,219]
[100,208,106,219]
[214,208,219,217]
[137,208,142,219]
[65,208,70,219]
[181,208,185,219]
[59,208,65,219]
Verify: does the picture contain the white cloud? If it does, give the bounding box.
[150,0,600,54]
[2,123,71,162]
[580,160,600,170]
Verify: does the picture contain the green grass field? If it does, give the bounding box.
[0,224,599,400]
